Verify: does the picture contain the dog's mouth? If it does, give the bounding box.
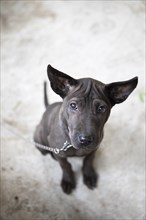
[69,129,104,151]
[71,141,98,151]
[70,135,98,150]
[68,128,101,150]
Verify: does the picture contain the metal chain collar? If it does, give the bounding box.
[2,122,73,154]
[33,140,73,154]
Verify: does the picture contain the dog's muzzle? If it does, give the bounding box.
[78,134,93,146]
[71,132,96,149]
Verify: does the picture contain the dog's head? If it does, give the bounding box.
[47,65,138,150]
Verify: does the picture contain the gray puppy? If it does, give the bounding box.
[34,65,138,194]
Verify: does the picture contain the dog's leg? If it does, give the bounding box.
[56,156,76,194]
[82,151,98,189]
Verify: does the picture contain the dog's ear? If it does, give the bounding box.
[105,77,138,106]
[47,65,78,98]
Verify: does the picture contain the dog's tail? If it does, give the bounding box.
[44,81,49,108]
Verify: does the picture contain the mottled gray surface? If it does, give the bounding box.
[1,1,145,220]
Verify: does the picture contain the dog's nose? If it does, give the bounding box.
[78,135,93,146]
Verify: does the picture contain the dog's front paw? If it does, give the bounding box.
[83,171,98,189]
[61,178,76,194]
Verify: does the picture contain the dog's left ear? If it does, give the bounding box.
[105,77,138,106]
[47,65,78,98]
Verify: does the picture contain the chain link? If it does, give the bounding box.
[2,122,73,154]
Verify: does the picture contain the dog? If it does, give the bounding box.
[34,65,138,194]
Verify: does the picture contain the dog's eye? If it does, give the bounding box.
[70,103,78,110]
[97,105,107,113]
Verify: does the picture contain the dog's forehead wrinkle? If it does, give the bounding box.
[69,78,106,100]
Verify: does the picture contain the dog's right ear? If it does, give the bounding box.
[47,65,78,98]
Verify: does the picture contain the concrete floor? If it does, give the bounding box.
[1,1,145,220]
